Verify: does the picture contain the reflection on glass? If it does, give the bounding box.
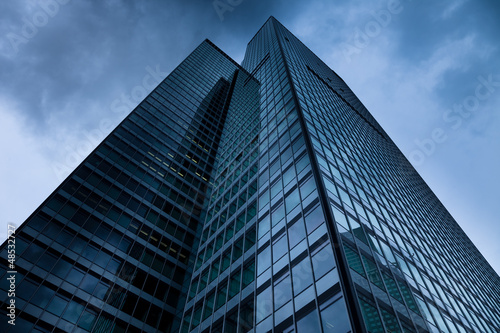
[273,234,288,263]
[292,256,313,295]
[274,274,292,310]
[321,298,351,333]
[288,219,306,249]
[257,245,271,275]
[311,244,335,280]
[296,309,321,333]
[256,285,272,323]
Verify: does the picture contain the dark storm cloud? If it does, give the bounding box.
[0,1,216,134]
[2,0,499,135]
[390,0,500,108]
[0,0,308,135]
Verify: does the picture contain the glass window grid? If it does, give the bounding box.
[269,21,500,332]
[0,40,252,333]
[284,35,498,333]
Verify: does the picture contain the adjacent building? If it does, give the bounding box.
[1,17,499,333]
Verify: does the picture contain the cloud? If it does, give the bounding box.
[0,97,60,239]
[440,0,468,19]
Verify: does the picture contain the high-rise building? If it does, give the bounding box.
[1,17,499,333]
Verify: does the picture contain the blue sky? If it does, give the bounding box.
[0,0,499,274]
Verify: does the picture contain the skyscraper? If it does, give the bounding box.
[1,16,499,333]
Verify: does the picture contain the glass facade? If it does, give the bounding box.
[1,16,499,333]
[264,18,500,333]
[0,40,250,333]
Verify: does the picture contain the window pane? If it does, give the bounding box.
[297,309,321,333]
[78,310,96,330]
[321,298,351,333]
[242,260,255,288]
[256,285,272,323]
[359,297,384,333]
[258,246,271,275]
[382,273,403,303]
[361,254,384,290]
[216,282,227,310]
[221,251,231,272]
[17,279,38,301]
[304,205,324,234]
[273,234,288,263]
[210,259,220,283]
[343,245,365,277]
[288,219,306,249]
[24,243,44,263]
[32,285,55,308]
[228,270,241,299]
[380,307,401,333]
[285,187,300,214]
[46,295,68,316]
[203,293,215,320]
[312,244,335,280]
[274,275,292,310]
[232,238,243,261]
[80,274,99,294]
[292,256,313,295]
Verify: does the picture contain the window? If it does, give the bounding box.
[343,244,365,277]
[221,250,231,272]
[210,258,220,283]
[321,298,351,333]
[256,285,272,323]
[311,244,335,280]
[285,187,300,214]
[242,260,255,288]
[78,309,97,330]
[62,300,85,323]
[228,269,241,299]
[232,238,244,262]
[292,256,313,295]
[80,274,99,294]
[46,295,68,316]
[304,205,324,234]
[32,285,55,308]
[216,281,227,310]
[288,219,306,249]
[361,254,384,290]
[203,292,215,320]
[37,252,58,272]
[257,245,271,276]
[244,228,256,251]
[297,309,321,333]
[358,296,384,333]
[225,222,235,242]
[299,176,316,199]
[67,267,85,286]
[198,269,209,292]
[382,273,403,303]
[23,243,44,264]
[273,274,292,310]
[273,234,288,263]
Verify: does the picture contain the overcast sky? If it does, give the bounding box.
[1,0,499,274]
